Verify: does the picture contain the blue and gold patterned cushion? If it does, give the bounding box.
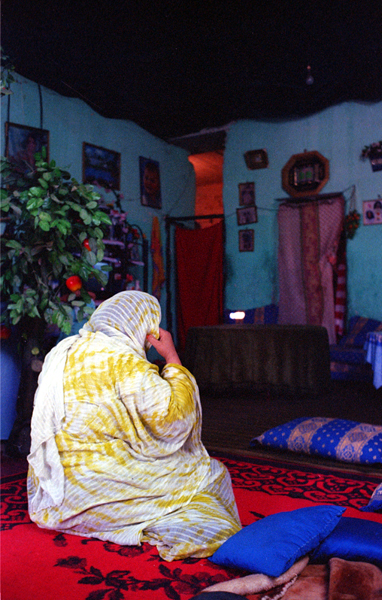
[251,418,382,464]
[251,304,279,324]
[329,361,373,382]
[329,346,366,364]
[339,316,382,348]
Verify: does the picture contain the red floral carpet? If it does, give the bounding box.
[2,452,382,600]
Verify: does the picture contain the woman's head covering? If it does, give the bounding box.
[82,291,161,357]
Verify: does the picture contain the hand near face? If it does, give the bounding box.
[147,327,182,365]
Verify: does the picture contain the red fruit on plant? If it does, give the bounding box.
[0,324,11,339]
[83,238,91,251]
[66,275,82,292]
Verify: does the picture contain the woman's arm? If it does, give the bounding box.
[146,327,181,365]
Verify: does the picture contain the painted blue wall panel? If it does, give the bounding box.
[223,103,382,322]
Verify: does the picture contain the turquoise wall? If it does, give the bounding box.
[1,74,195,330]
[223,102,382,321]
[2,78,381,327]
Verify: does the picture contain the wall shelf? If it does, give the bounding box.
[90,208,148,302]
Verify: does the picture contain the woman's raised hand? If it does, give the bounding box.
[147,327,182,365]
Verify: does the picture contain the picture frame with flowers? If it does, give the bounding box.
[361,141,382,172]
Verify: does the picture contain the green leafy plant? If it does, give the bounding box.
[1,46,16,96]
[0,147,112,335]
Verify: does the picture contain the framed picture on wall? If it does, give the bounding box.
[239,229,254,252]
[363,199,382,225]
[281,150,329,198]
[139,156,162,208]
[82,142,121,190]
[244,149,269,170]
[239,182,255,206]
[5,122,49,174]
[236,205,258,225]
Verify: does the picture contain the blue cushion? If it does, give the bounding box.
[252,304,279,325]
[251,418,382,464]
[311,517,382,567]
[211,505,345,577]
[330,361,373,382]
[329,346,367,365]
[339,316,382,348]
[362,482,382,513]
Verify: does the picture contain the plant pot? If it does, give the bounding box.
[0,302,21,440]
[5,316,55,457]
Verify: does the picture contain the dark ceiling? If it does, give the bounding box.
[2,0,382,146]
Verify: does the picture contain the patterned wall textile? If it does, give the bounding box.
[278,196,344,345]
[334,233,347,340]
[300,202,323,325]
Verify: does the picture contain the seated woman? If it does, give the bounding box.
[27,291,241,561]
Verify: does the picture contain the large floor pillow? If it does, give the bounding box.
[251,417,382,464]
[311,517,382,567]
[211,505,345,576]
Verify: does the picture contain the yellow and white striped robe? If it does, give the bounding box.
[27,291,240,560]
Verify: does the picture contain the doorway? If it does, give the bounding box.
[188,151,224,227]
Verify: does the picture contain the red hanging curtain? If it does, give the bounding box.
[151,216,165,300]
[175,220,224,351]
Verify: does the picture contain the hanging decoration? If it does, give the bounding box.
[344,186,360,239]
[344,210,361,238]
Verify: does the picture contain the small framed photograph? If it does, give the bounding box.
[239,229,254,252]
[244,149,269,170]
[239,182,255,206]
[5,122,49,174]
[236,205,258,225]
[363,200,382,225]
[140,156,162,208]
[83,142,121,190]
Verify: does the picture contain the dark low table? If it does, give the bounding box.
[183,324,331,394]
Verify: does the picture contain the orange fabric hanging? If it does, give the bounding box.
[151,216,165,300]
[175,221,224,351]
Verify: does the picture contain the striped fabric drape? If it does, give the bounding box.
[334,233,347,340]
[278,196,345,345]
